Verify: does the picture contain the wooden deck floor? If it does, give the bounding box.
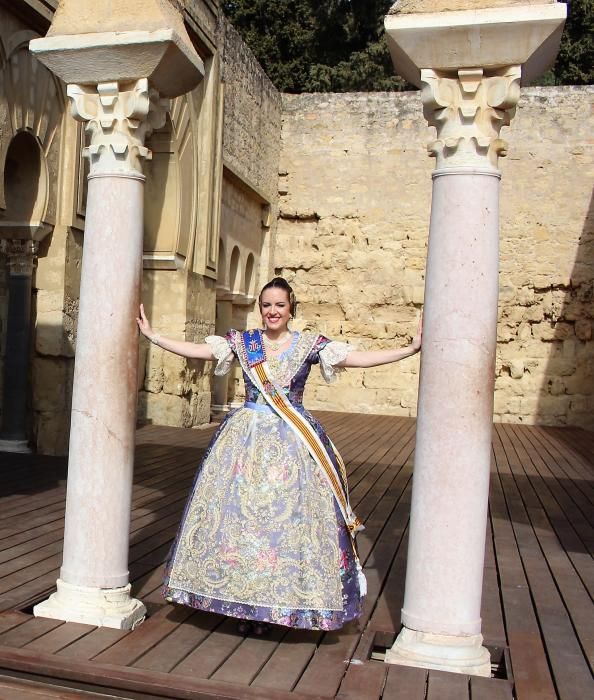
[0,413,592,699]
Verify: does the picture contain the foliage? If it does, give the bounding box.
[223,0,593,93]
[551,0,594,85]
[221,0,407,93]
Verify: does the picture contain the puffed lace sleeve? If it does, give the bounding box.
[318,338,355,384]
[205,334,235,376]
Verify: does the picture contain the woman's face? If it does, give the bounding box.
[260,287,291,332]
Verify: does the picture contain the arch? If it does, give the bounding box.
[3,39,64,155]
[0,37,63,221]
[245,253,255,297]
[1,130,47,230]
[229,246,241,293]
[217,238,227,288]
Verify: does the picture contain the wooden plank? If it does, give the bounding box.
[496,425,594,698]
[23,622,96,654]
[55,627,128,661]
[290,422,415,696]
[132,611,223,673]
[521,428,594,533]
[367,514,409,635]
[171,617,246,679]
[481,518,507,646]
[470,676,514,700]
[509,424,594,597]
[426,670,469,700]
[382,664,427,700]
[0,675,117,699]
[251,628,321,692]
[533,427,594,498]
[491,428,557,700]
[335,662,387,700]
[0,618,64,647]
[0,645,330,700]
[0,419,592,700]
[210,625,286,685]
[92,604,194,665]
[0,612,31,635]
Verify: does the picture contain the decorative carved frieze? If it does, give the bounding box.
[1,240,39,276]
[67,79,169,177]
[421,66,521,170]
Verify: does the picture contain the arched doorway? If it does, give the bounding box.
[0,130,47,451]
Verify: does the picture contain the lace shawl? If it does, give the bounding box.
[205,335,234,376]
[318,340,355,384]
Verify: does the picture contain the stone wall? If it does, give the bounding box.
[219,17,282,204]
[276,86,594,429]
[390,0,556,13]
[0,0,282,454]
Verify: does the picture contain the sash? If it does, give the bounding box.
[237,330,364,539]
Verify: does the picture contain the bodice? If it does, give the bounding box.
[205,329,353,405]
[236,331,327,406]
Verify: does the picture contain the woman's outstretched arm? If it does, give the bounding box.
[338,314,422,369]
[136,304,216,360]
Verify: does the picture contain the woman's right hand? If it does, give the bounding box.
[136,303,153,339]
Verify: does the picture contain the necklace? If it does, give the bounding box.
[263,331,291,352]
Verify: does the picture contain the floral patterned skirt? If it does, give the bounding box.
[163,403,363,630]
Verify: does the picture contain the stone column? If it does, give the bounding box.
[0,240,38,453]
[386,67,520,676]
[212,299,233,412]
[383,2,566,676]
[33,80,168,629]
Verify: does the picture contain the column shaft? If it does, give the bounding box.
[403,169,499,635]
[34,78,167,628]
[1,272,33,441]
[61,174,144,588]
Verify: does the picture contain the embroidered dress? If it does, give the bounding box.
[163,330,363,630]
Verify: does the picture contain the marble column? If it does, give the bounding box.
[0,240,38,453]
[385,67,521,676]
[212,299,233,412]
[34,80,168,629]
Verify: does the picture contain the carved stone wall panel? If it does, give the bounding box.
[175,98,196,262]
[143,94,196,270]
[0,22,65,232]
[192,53,223,279]
[218,174,263,303]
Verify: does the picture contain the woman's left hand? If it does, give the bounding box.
[411,312,423,353]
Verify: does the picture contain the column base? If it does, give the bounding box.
[34,579,146,630]
[385,626,491,677]
[211,403,231,413]
[0,439,31,453]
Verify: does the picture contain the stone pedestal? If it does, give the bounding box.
[0,241,38,453]
[384,2,567,676]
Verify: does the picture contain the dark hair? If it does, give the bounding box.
[259,277,297,317]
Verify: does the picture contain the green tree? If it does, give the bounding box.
[222,0,407,92]
[223,1,593,92]
[551,0,594,84]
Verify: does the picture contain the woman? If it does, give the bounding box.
[137,277,421,632]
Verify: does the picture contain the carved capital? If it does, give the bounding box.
[67,79,169,177]
[1,240,39,276]
[421,66,521,170]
